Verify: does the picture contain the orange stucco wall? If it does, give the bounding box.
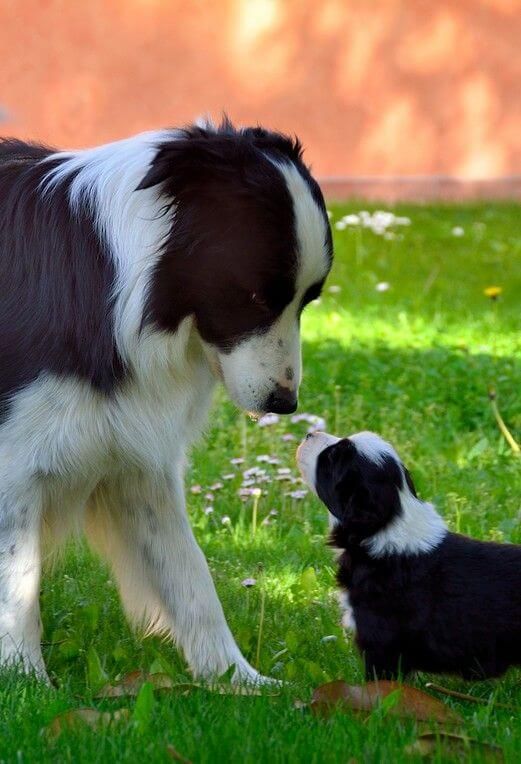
[0,0,520,180]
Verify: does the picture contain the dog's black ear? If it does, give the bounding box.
[136,134,244,193]
[330,455,403,541]
[402,465,418,497]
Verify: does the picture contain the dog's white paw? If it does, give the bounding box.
[231,661,282,687]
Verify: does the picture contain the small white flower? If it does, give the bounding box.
[342,214,360,225]
[375,281,390,292]
[211,482,224,491]
[222,473,235,481]
[452,226,464,237]
[230,457,245,466]
[258,413,280,427]
[268,457,281,465]
[320,635,338,644]
[277,468,291,475]
[335,221,347,230]
[281,433,296,442]
[269,509,278,516]
[241,577,257,587]
[307,415,326,432]
[328,285,341,294]
[243,467,263,478]
[394,216,411,226]
[256,454,271,462]
[221,515,231,525]
[204,506,214,515]
[288,489,308,500]
[190,485,202,494]
[251,487,262,498]
[205,492,214,501]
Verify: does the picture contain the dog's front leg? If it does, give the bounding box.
[89,471,267,684]
[0,493,47,680]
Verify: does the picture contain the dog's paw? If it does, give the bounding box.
[231,661,282,688]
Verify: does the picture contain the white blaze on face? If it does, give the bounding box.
[217,160,331,414]
[217,308,301,413]
[296,431,340,492]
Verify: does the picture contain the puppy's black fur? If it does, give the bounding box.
[317,437,521,680]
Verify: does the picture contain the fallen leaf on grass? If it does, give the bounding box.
[96,670,281,699]
[405,732,503,761]
[96,670,174,698]
[310,680,461,723]
[167,743,193,764]
[47,708,129,737]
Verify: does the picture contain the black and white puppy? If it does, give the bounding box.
[297,431,521,680]
[0,118,332,682]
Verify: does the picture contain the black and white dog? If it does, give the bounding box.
[298,431,521,680]
[0,118,332,682]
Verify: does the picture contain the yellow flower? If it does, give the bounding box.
[483,286,502,299]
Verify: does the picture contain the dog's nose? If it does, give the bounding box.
[305,432,314,440]
[265,384,298,415]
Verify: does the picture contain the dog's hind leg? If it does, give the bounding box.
[85,470,268,684]
[0,490,47,680]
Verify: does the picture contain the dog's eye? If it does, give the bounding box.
[251,292,267,307]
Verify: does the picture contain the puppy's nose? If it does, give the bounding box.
[305,432,314,440]
[266,384,298,415]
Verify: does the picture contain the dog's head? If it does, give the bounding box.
[138,118,333,415]
[297,431,419,543]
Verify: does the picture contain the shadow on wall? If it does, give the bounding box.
[0,0,520,178]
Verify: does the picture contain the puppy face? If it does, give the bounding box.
[297,431,409,541]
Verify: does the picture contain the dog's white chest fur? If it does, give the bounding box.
[0,324,215,490]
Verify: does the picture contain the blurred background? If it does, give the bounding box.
[1,0,520,199]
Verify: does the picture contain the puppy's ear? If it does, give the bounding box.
[331,456,402,541]
[402,465,418,497]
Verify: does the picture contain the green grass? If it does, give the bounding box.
[1,203,520,763]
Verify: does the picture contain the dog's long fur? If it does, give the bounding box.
[297,431,521,680]
[0,119,332,681]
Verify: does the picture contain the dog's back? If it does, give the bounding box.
[342,532,521,679]
[0,137,125,423]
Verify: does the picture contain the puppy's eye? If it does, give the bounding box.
[250,292,270,311]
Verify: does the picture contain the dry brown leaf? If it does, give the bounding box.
[96,671,175,698]
[405,732,503,761]
[310,680,461,723]
[47,707,129,737]
[96,671,280,699]
[166,743,193,764]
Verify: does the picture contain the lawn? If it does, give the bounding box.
[1,203,520,763]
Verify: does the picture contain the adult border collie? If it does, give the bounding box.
[0,119,332,682]
[297,431,521,679]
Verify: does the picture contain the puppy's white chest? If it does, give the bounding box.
[338,590,357,632]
